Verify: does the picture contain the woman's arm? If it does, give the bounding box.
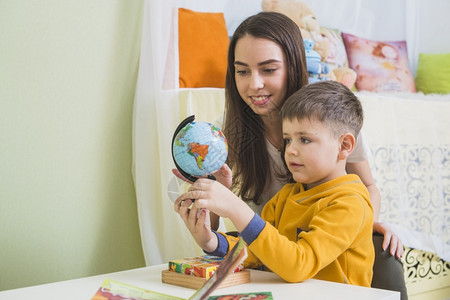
[346,161,404,258]
[346,161,380,220]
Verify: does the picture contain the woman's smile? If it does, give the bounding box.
[250,95,271,105]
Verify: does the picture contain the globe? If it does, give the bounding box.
[172,120,228,178]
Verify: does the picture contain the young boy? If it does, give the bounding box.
[174,81,374,287]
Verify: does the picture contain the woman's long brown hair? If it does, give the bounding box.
[223,12,308,204]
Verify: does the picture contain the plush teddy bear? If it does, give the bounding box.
[329,66,357,90]
[261,0,357,89]
[261,0,330,61]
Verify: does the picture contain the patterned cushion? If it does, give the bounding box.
[342,32,416,92]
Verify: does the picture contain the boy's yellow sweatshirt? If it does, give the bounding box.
[217,174,374,287]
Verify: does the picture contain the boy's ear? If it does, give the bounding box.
[338,133,356,160]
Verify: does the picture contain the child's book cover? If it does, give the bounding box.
[91,278,184,300]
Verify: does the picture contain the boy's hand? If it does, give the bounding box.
[183,179,255,232]
[174,198,218,252]
[173,165,232,232]
[185,179,238,219]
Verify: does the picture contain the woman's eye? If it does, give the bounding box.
[283,138,292,146]
[263,68,276,74]
[236,69,248,76]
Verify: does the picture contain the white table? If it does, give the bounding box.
[0,264,400,299]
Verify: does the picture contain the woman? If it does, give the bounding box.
[222,12,401,254]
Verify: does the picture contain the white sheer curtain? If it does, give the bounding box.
[133,0,192,266]
[133,0,450,265]
[132,0,240,266]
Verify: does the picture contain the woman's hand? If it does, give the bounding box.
[212,164,232,189]
[172,163,232,188]
[373,222,404,259]
[172,168,194,184]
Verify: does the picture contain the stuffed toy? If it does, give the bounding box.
[329,66,357,90]
[261,0,330,60]
[261,0,357,89]
[304,39,329,83]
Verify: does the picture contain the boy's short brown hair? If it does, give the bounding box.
[281,81,364,139]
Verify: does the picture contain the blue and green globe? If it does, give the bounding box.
[173,121,228,177]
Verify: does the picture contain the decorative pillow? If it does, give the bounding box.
[342,32,416,93]
[415,53,450,94]
[178,8,229,88]
[320,26,349,71]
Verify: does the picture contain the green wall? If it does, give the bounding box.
[0,0,146,290]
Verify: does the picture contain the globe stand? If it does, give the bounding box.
[171,115,216,183]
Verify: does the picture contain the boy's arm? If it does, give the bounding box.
[208,190,283,268]
[208,226,264,270]
[210,164,233,231]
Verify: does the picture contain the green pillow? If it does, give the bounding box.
[415,53,450,94]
